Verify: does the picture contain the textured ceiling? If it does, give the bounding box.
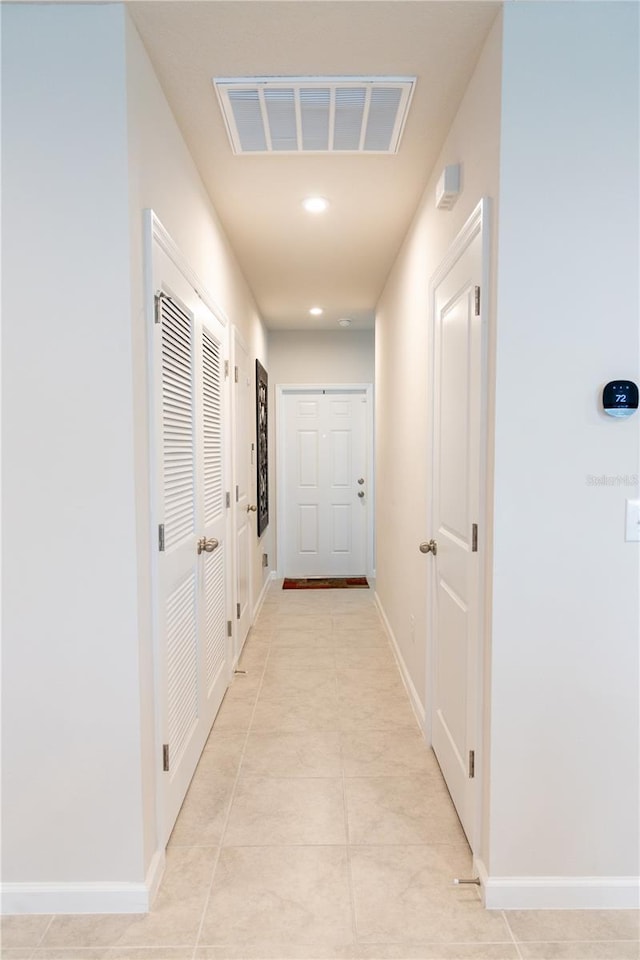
[129,1,501,330]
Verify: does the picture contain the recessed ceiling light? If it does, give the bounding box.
[302,196,329,214]
[309,307,323,316]
[337,317,352,327]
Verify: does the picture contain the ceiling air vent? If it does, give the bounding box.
[213,76,416,155]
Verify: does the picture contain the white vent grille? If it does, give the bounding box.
[166,573,198,772]
[204,546,226,693]
[202,327,223,524]
[214,76,415,155]
[160,295,195,550]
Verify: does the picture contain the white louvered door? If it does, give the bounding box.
[153,239,230,846]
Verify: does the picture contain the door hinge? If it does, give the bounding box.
[472,523,478,553]
[224,360,229,379]
[227,620,233,638]
[154,291,168,324]
[162,744,170,772]
[235,485,239,503]
[234,365,239,383]
[236,603,241,619]
[158,524,165,552]
[468,750,475,779]
[226,491,231,509]
[474,285,481,317]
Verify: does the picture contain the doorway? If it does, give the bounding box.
[277,385,374,578]
[425,200,489,850]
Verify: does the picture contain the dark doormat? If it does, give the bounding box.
[282,577,369,590]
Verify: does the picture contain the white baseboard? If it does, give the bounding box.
[253,570,276,622]
[374,589,426,731]
[0,851,166,916]
[145,847,166,909]
[476,859,640,910]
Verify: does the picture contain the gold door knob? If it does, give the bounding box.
[247,504,257,513]
[419,539,438,555]
[197,537,219,555]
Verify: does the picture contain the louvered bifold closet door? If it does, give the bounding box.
[201,326,227,700]
[159,294,200,802]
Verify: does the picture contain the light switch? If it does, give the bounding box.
[625,499,640,542]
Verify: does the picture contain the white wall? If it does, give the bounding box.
[375,0,639,905]
[124,13,272,870]
[375,13,502,710]
[1,2,272,905]
[2,4,145,885]
[487,0,639,889]
[268,329,374,386]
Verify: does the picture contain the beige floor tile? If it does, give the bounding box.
[345,776,467,845]
[41,848,217,949]
[223,777,346,845]
[339,690,419,732]
[251,692,340,733]
[333,629,390,649]
[335,646,396,669]
[259,668,337,700]
[356,945,521,959]
[266,646,336,671]
[270,629,335,648]
[506,912,640,943]
[236,644,269,674]
[518,943,640,959]
[195,945,357,959]
[337,669,405,698]
[341,730,440,778]
[350,845,512,943]
[32,950,194,959]
[168,774,235,847]
[272,615,334,632]
[199,733,247,778]
[212,695,255,733]
[198,846,353,945]
[240,731,342,778]
[1,916,51,948]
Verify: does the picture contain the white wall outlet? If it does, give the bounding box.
[625,499,640,541]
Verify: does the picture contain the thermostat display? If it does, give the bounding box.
[602,381,638,418]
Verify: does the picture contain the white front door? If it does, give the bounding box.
[152,238,230,846]
[232,330,252,658]
[427,203,487,847]
[280,388,369,578]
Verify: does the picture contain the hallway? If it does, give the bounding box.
[3,583,639,959]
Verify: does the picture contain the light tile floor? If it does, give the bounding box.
[3,583,639,960]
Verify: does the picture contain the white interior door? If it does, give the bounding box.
[152,239,230,846]
[232,330,252,658]
[427,206,486,847]
[280,388,369,577]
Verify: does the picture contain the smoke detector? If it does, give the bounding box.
[435,164,461,210]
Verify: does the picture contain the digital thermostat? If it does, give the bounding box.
[602,380,638,418]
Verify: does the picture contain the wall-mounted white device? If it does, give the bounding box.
[435,164,461,210]
[602,380,638,418]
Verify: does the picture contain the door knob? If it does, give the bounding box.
[419,539,438,555]
[357,478,365,485]
[197,537,219,555]
[357,491,365,498]
[247,504,257,513]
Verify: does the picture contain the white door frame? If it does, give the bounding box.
[425,198,491,854]
[276,383,375,579]
[144,210,233,848]
[230,325,253,662]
